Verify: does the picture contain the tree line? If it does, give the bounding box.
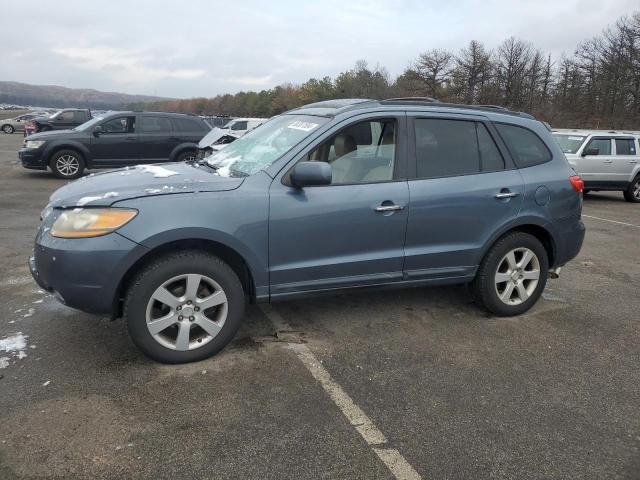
[132,11,640,129]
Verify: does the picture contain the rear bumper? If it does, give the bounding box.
[553,218,585,267]
[19,148,47,170]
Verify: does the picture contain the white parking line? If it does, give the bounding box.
[582,215,640,228]
[259,304,422,480]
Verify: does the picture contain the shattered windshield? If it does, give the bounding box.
[206,115,328,177]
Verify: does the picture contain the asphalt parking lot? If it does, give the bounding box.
[0,132,639,480]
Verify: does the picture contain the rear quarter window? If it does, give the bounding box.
[173,117,206,132]
[495,123,552,168]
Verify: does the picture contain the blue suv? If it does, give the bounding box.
[30,99,585,363]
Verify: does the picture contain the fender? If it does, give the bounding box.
[170,143,198,161]
[42,140,92,165]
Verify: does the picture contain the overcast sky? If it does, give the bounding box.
[1,0,636,99]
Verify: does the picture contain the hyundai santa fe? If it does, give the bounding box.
[30,98,586,363]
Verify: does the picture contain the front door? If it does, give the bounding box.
[90,115,138,166]
[268,115,409,297]
[579,137,615,184]
[403,115,525,280]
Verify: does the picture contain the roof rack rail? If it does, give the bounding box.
[383,97,440,103]
[476,105,509,111]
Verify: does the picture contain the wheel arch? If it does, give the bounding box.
[481,220,557,268]
[113,238,256,319]
[45,142,91,166]
[170,143,198,161]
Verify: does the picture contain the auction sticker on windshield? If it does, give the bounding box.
[288,121,319,132]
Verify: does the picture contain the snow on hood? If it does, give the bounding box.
[48,162,245,208]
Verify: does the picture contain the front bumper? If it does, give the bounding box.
[29,227,145,315]
[19,148,47,170]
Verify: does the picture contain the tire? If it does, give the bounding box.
[472,232,548,316]
[175,150,197,163]
[49,149,85,179]
[1,124,14,134]
[623,175,640,203]
[124,251,245,363]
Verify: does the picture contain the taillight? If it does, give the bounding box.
[569,175,584,193]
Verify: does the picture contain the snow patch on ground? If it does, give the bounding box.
[0,332,29,368]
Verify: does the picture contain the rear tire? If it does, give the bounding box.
[175,150,197,163]
[1,124,14,134]
[472,232,548,316]
[50,149,85,179]
[623,175,640,203]
[124,251,245,363]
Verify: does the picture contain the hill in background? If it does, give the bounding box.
[0,81,171,110]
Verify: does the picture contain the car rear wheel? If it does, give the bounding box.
[50,150,85,179]
[1,124,14,134]
[124,251,245,363]
[472,232,548,316]
[623,175,640,203]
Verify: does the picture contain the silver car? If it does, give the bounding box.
[1,112,49,134]
[553,129,640,202]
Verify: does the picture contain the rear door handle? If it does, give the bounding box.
[603,159,613,163]
[494,192,519,199]
[374,204,403,212]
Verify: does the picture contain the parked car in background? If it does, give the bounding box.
[196,128,242,159]
[30,98,585,363]
[1,112,49,134]
[19,111,210,178]
[553,129,640,202]
[29,108,92,133]
[222,117,268,136]
[202,116,232,128]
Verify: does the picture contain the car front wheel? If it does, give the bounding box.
[124,251,245,363]
[1,124,14,134]
[50,150,85,179]
[472,232,548,316]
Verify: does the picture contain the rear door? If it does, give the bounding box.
[90,115,138,166]
[138,115,176,161]
[403,114,524,280]
[613,137,639,183]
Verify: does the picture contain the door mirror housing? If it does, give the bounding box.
[290,161,332,188]
[93,125,104,137]
[582,147,599,156]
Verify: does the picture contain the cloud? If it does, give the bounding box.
[52,46,205,85]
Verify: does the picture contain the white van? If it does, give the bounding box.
[197,118,268,159]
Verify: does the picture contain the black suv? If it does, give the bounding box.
[20,111,211,178]
[31,108,92,133]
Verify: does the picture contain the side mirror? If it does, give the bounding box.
[93,125,104,137]
[582,147,599,157]
[290,161,332,188]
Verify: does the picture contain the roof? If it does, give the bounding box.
[288,98,536,120]
[553,128,640,136]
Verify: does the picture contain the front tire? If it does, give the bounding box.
[1,124,14,134]
[50,150,85,179]
[124,251,245,363]
[623,175,640,203]
[472,232,548,316]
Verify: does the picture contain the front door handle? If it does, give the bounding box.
[603,159,613,163]
[375,204,403,212]
[494,191,519,199]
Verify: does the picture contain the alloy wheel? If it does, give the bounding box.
[145,274,228,351]
[55,155,80,176]
[633,179,640,200]
[494,247,540,305]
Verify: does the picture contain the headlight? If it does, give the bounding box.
[51,208,137,238]
[25,140,45,149]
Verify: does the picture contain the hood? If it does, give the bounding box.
[27,129,83,141]
[48,162,244,208]
[198,127,241,148]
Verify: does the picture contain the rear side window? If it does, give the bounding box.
[495,123,552,168]
[414,119,504,179]
[141,116,173,133]
[615,139,636,155]
[173,117,205,132]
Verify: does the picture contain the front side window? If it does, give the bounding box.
[615,138,636,155]
[553,134,586,154]
[495,123,552,167]
[306,119,396,184]
[101,116,135,134]
[585,138,611,156]
[59,111,74,121]
[414,119,504,179]
[207,114,329,177]
[141,116,172,133]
